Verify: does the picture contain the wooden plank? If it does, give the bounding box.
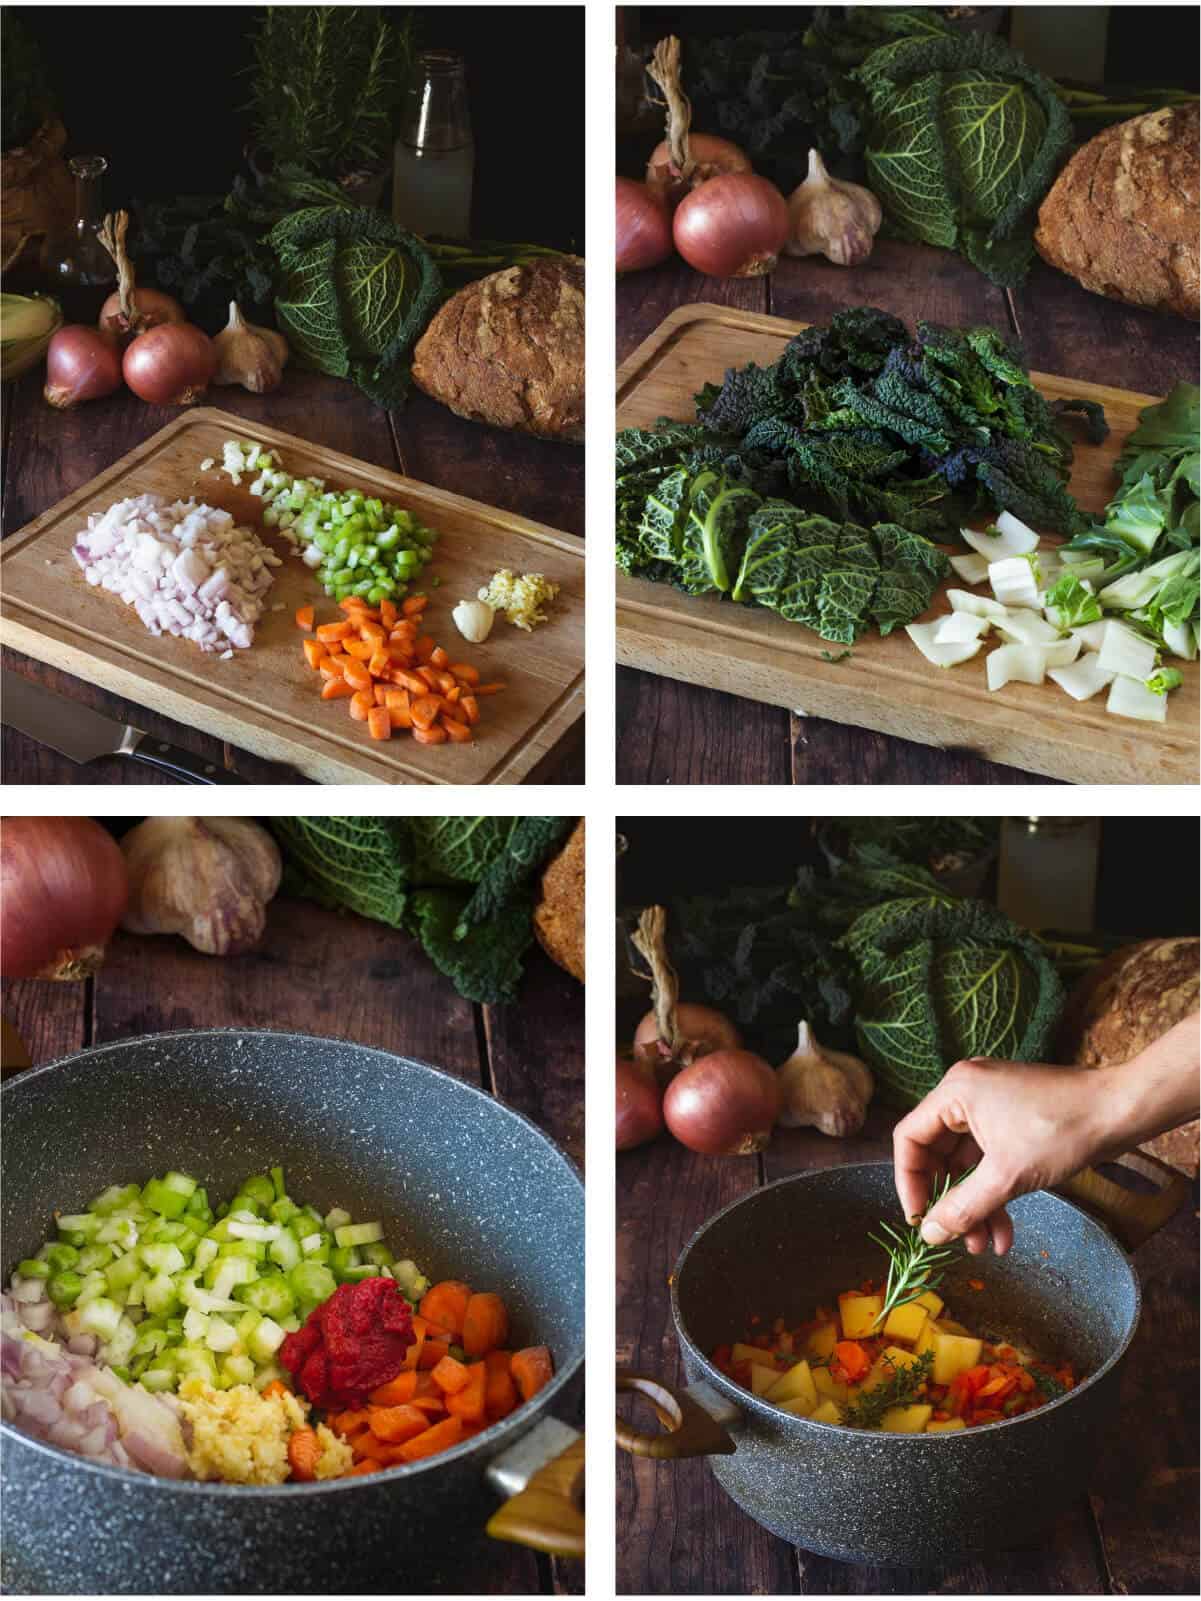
[0,974,89,1072]
[484,949,585,1172]
[615,303,1198,786]
[616,264,768,365]
[1,408,585,786]
[767,238,1010,331]
[616,668,793,785]
[789,713,1061,787]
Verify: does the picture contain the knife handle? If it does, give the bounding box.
[127,738,246,785]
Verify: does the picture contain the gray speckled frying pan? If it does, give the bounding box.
[617,1162,1177,1567]
[1,1030,584,1594]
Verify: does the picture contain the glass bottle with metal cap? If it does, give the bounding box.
[47,154,116,322]
[393,50,474,238]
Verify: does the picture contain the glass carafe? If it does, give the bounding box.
[393,51,474,238]
[47,154,115,323]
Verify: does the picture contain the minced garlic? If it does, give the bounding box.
[479,569,559,632]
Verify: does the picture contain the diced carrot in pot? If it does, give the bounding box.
[511,1346,554,1402]
[369,1373,418,1407]
[418,1339,451,1370]
[397,1415,464,1462]
[420,1282,473,1335]
[462,1293,509,1357]
[484,1351,518,1419]
[367,1404,431,1444]
[431,1354,472,1394]
[445,1363,487,1424]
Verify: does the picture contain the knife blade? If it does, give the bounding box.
[2,671,247,784]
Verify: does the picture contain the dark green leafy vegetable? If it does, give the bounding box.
[1,14,54,152]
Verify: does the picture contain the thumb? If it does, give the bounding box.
[921,1158,1015,1246]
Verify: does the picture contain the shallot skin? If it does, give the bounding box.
[664,1048,780,1156]
[616,177,674,273]
[673,173,790,279]
[43,325,123,409]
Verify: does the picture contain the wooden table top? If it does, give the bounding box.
[615,240,1199,786]
[1,368,584,785]
[1,879,584,1595]
[616,1093,1199,1594]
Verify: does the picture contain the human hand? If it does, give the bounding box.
[891,1058,1110,1257]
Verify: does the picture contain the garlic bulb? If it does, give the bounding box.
[785,150,882,266]
[211,301,288,393]
[776,1020,873,1136]
[119,818,281,956]
[452,598,495,644]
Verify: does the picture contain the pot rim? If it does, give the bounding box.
[670,1160,1140,1442]
[1,1027,584,1497]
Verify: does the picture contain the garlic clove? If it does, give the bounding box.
[776,1019,873,1137]
[212,301,288,393]
[785,149,882,267]
[452,598,495,644]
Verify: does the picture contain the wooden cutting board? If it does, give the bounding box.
[616,304,1198,786]
[0,409,584,785]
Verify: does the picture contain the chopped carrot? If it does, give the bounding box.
[394,669,429,696]
[402,595,429,617]
[318,657,346,680]
[418,1338,451,1370]
[369,1372,418,1407]
[321,677,354,700]
[389,701,413,732]
[462,1293,509,1358]
[443,717,472,743]
[379,598,398,629]
[410,694,442,731]
[261,1379,290,1401]
[348,1459,379,1476]
[450,663,479,685]
[434,671,458,696]
[287,1428,320,1482]
[511,1346,554,1403]
[832,1340,870,1383]
[367,1404,430,1444]
[484,1350,518,1420]
[352,1431,403,1464]
[417,666,441,690]
[431,1355,472,1395]
[413,724,448,745]
[420,1282,473,1336]
[342,638,374,660]
[316,620,354,643]
[368,649,391,677]
[459,694,480,725]
[359,621,386,647]
[397,1416,463,1463]
[410,1392,448,1416]
[414,634,436,662]
[429,644,450,668]
[349,689,374,722]
[339,597,378,618]
[295,604,315,632]
[474,682,507,696]
[367,705,391,740]
[444,1361,486,1424]
[330,1409,373,1437]
[373,683,391,706]
[302,638,326,670]
[342,660,372,692]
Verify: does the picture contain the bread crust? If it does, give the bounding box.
[534,819,584,983]
[1034,104,1199,319]
[411,257,584,440]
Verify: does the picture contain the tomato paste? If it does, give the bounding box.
[280,1277,416,1410]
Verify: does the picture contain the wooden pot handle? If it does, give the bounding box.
[1056,1149,1191,1251]
[486,1434,584,1559]
[616,1370,737,1460]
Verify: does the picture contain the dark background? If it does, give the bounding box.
[12,5,584,251]
[617,817,1201,937]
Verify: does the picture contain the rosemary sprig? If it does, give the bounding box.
[869,1168,973,1327]
[844,1348,934,1430]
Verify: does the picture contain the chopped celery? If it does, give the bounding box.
[57,1213,101,1237]
[18,1258,51,1279]
[42,1243,79,1273]
[236,1277,295,1319]
[47,1271,83,1308]
[291,1262,336,1306]
[78,1297,122,1340]
[334,1221,383,1248]
[325,1207,352,1231]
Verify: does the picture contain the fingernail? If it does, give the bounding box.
[921,1218,952,1246]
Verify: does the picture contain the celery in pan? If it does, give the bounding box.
[9,1167,428,1394]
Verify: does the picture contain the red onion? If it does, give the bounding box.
[634,1002,741,1061]
[673,174,790,279]
[616,1054,664,1151]
[646,133,751,210]
[0,816,128,979]
[616,177,673,273]
[43,326,122,409]
[663,1049,780,1156]
[123,322,215,406]
[100,286,186,344]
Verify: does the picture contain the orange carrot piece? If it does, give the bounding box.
[342,660,371,692]
[445,1362,487,1424]
[459,694,480,726]
[420,1281,472,1337]
[417,666,441,690]
[401,595,429,617]
[414,635,436,662]
[349,689,374,722]
[367,705,391,740]
[429,645,450,669]
[418,1338,451,1370]
[379,598,397,629]
[321,677,354,700]
[373,683,391,706]
[318,657,346,680]
[288,1428,320,1482]
[317,620,354,643]
[474,681,507,696]
[511,1346,554,1403]
[462,1293,510,1358]
[330,1409,373,1437]
[388,692,413,730]
[367,1403,430,1444]
[397,1415,464,1463]
[431,1355,472,1395]
[410,694,442,731]
[450,663,480,685]
[342,638,374,661]
[832,1340,871,1382]
[484,1351,519,1420]
[261,1379,290,1401]
[348,1459,379,1476]
[351,1431,402,1464]
[393,669,428,696]
[359,620,387,647]
[295,605,315,632]
[413,724,448,745]
[442,717,472,744]
[302,638,327,670]
[368,1372,418,1407]
[434,670,458,695]
[340,597,378,618]
[368,648,391,677]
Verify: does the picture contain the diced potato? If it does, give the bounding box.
[806,1322,838,1361]
[808,1398,842,1426]
[931,1332,983,1385]
[915,1289,944,1319]
[812,1366,851,1406]
[838,1293,883,1339]
[860,1346,921,1393]
[934,1317,972,1338]
[765,1359,817,1412]
[926,1418,966,1433]
[880,1404,933,1433]
[750,1363,781,1397]
[731,1342,765,1367]
[779,1394,815,1418]
[913,1320,939,1358]
[882,1302,928,1345]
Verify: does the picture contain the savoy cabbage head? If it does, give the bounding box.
[855,31,1072,286]
[842,891,1064,1105]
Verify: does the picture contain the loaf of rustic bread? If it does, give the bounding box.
[534,819,584,983]
[1058,936,1200,1175]
[411,257,584,440]
[1034,105,1199,319]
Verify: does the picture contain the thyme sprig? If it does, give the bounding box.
[844,1349,935,1429]
[869,1167,974,1327]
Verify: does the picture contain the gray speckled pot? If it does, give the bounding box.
[670,1164,1136,1566]
[1,1030,584,1595]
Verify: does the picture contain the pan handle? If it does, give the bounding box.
[1057,1150,1191,1251]
[616,1370,738,1460]
[485,1417,584,1559]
